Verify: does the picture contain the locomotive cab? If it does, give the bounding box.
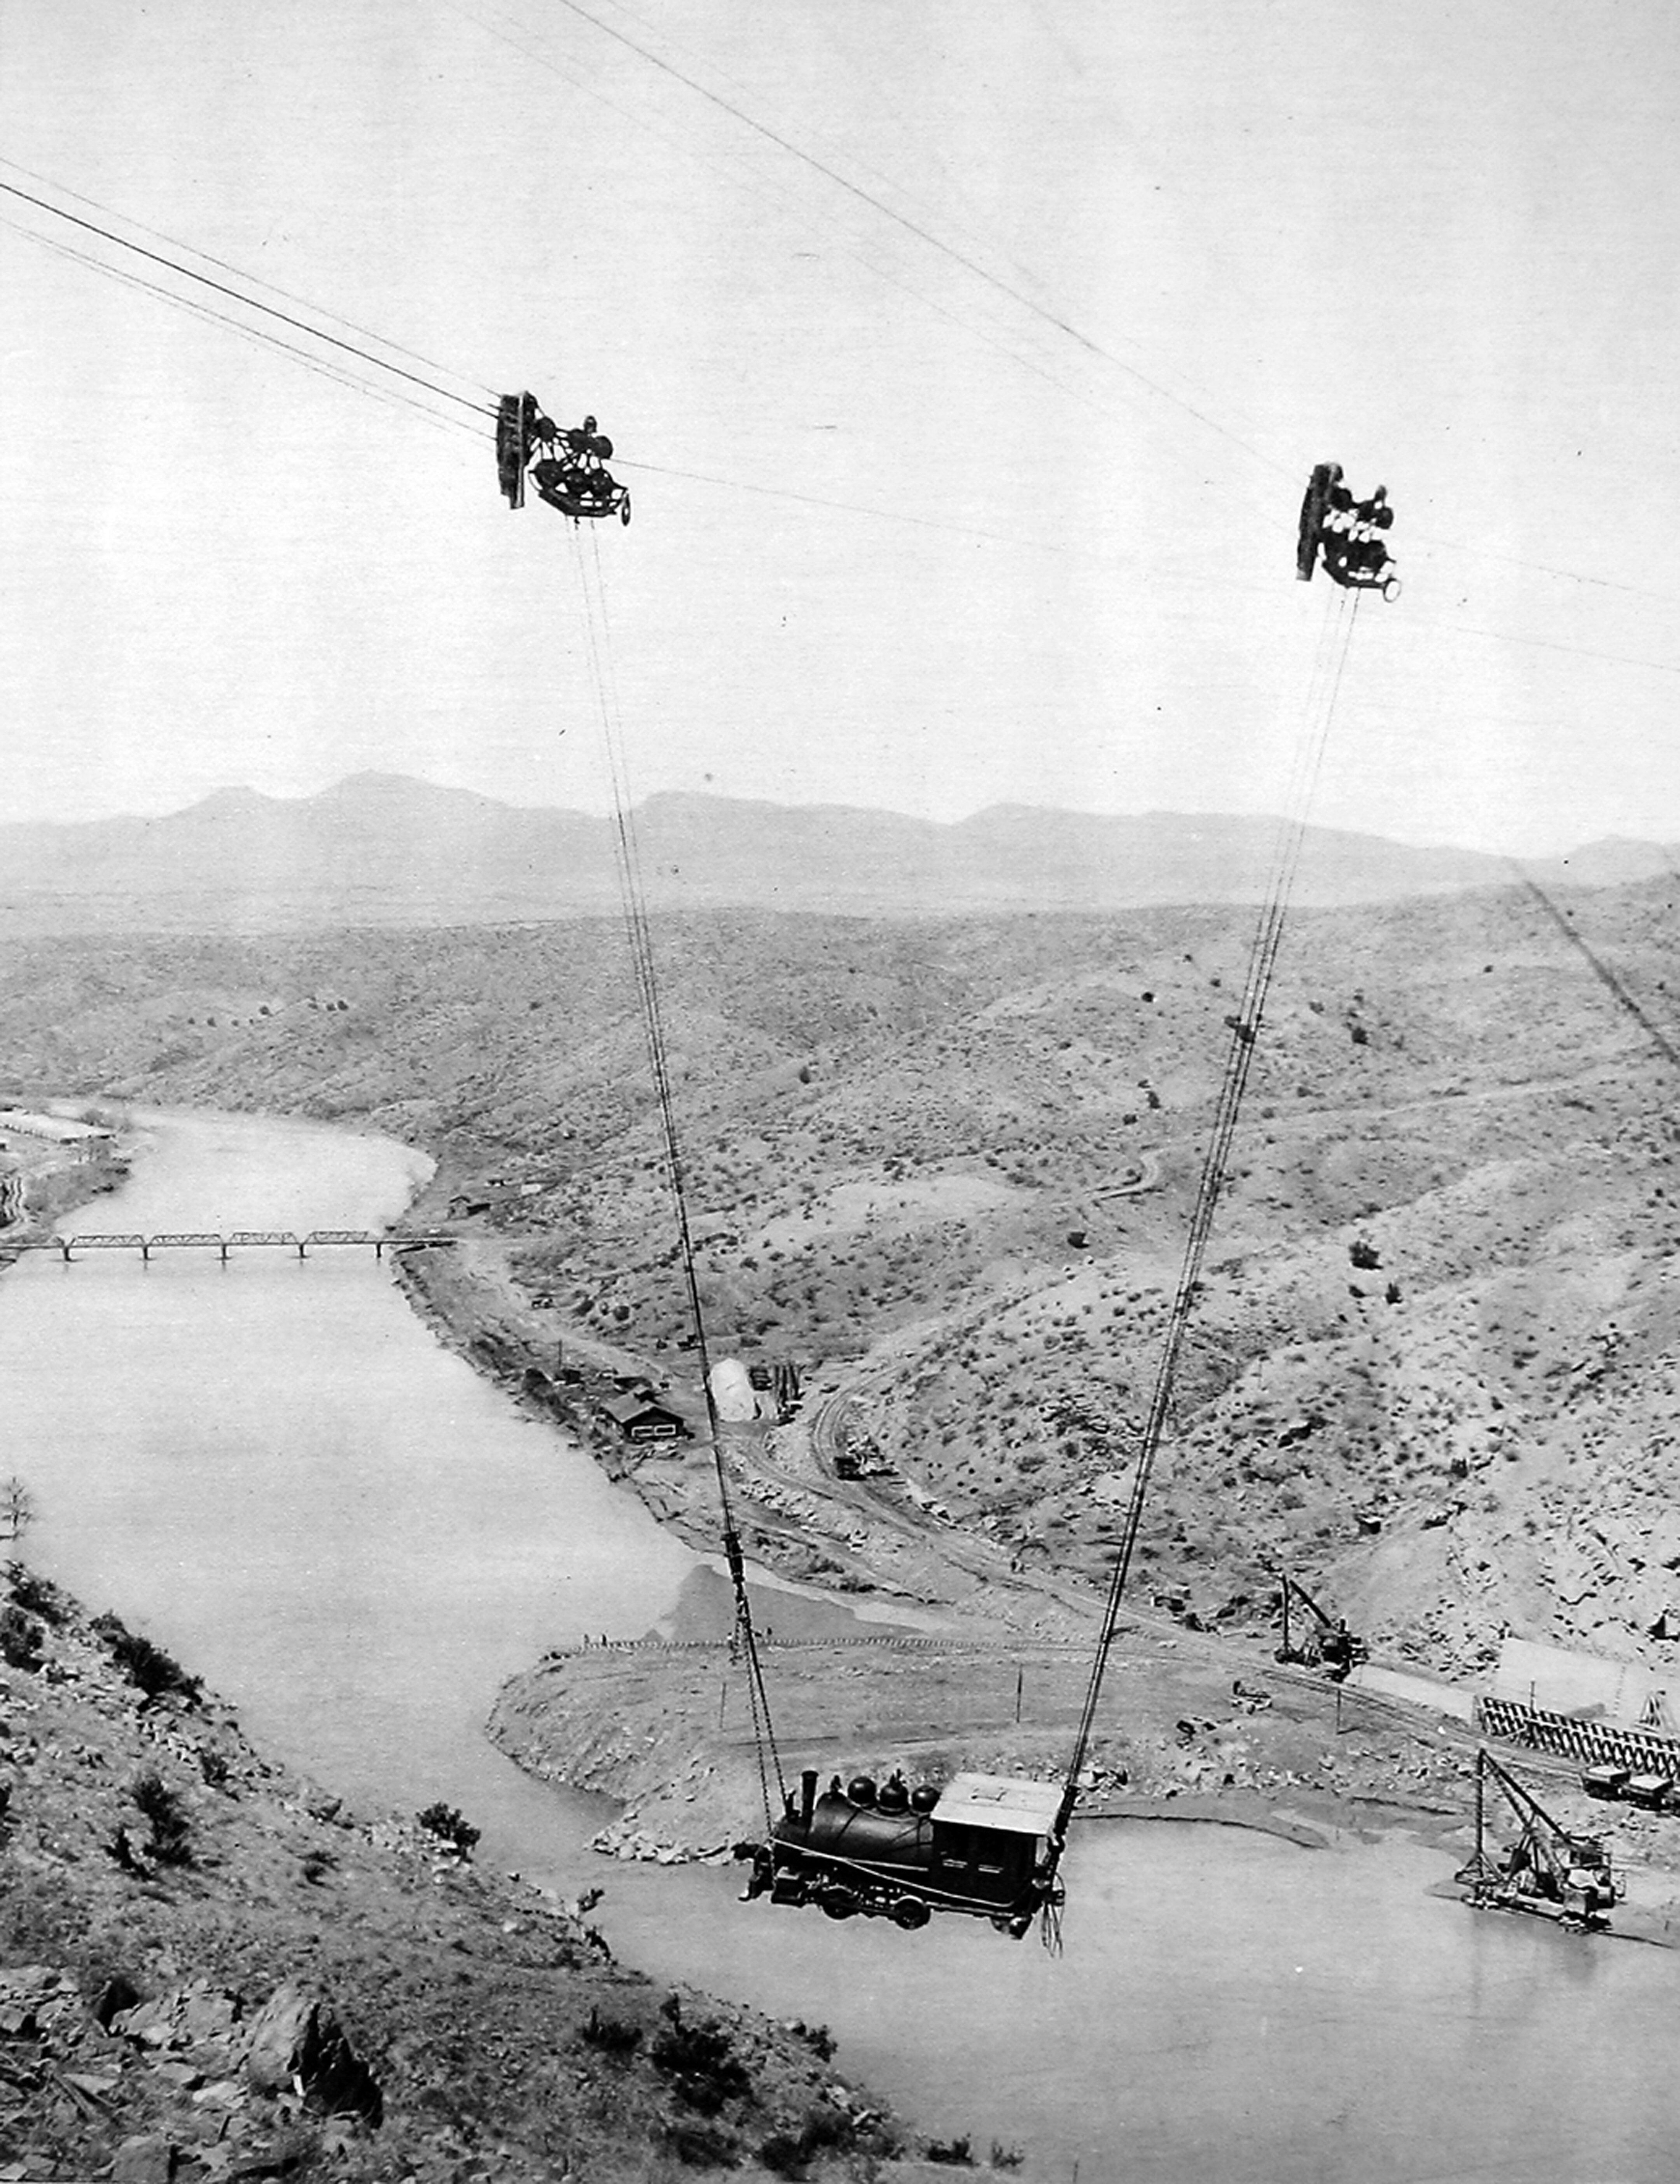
[740,1768,1064,1939]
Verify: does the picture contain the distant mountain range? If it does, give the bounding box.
[0,773,1667,931]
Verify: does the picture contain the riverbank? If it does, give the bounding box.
[0,1562,1021,2182]
[0,1098,136,1241]
[391,1234,1097,1630]
[489,1630,1680,1954]
[489,1616,1480,1861]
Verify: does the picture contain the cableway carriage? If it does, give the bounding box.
[1297,462,1399,599]
[496,390,631,524]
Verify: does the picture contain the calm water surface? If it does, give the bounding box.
[9,1108,693,1875]
[13,1108,1680,2182]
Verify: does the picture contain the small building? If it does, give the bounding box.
[600,1391,690,1444]
[0,1111,116,1160]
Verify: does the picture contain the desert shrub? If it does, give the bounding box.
[107,1825,145,1874]
[665,2121,740,2168]
[578,2007,644,2057]
[786,2019,835,2061]
[758,2130,809,2176]
[415,1801,480,1856]
[989,2140,1026,2168]
[925,2135,975,2166]
[0,1606,43,1672]
[131,1769,192,1865]
[6,1564,63,1624]
[651,2003,750,2115]
[92,1613,201,1705]
[759,2104,856,2176]
[1349,1238,1381,1270]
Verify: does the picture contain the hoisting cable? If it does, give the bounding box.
[1050,585,1361,1857]
[566,522,787,1832]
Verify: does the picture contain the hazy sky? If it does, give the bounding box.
[2,0,1677,854]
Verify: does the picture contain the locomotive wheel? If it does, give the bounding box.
[891,1895,932,1931]
[820,1890,860,1920]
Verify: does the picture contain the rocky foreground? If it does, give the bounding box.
[0,1563,997,2184]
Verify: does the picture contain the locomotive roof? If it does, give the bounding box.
[934,1772,1062,1835]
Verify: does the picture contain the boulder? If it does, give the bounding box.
[243,1985,381,2123]
[112,2136,176,2184]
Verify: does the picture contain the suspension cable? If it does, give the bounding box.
[3,214,481,444]
[0,176,495,422]
[1053,585,1360,1848]
[567,522,786,1829]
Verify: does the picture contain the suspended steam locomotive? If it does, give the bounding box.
[737,1765,1065,1940]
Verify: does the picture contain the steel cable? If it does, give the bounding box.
[569,522,786,1831]
[1053,585,1360,1849]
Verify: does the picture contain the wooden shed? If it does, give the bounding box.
[599,1391,690,1444]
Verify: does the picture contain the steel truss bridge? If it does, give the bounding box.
[1,1228,458,1263]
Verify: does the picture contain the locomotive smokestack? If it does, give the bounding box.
[800,1769,817,1829]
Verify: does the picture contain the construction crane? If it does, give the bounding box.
[1272,1569,1367,1680]
[1454,1748,1621,1931]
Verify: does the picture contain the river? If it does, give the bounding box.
[12,1107,1680,2182]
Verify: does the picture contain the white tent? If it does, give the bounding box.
[708,1356,759,1423]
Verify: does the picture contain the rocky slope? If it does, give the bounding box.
[0,1564,953,2182]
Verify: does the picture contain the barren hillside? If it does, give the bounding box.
[4,876,1680,1677]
